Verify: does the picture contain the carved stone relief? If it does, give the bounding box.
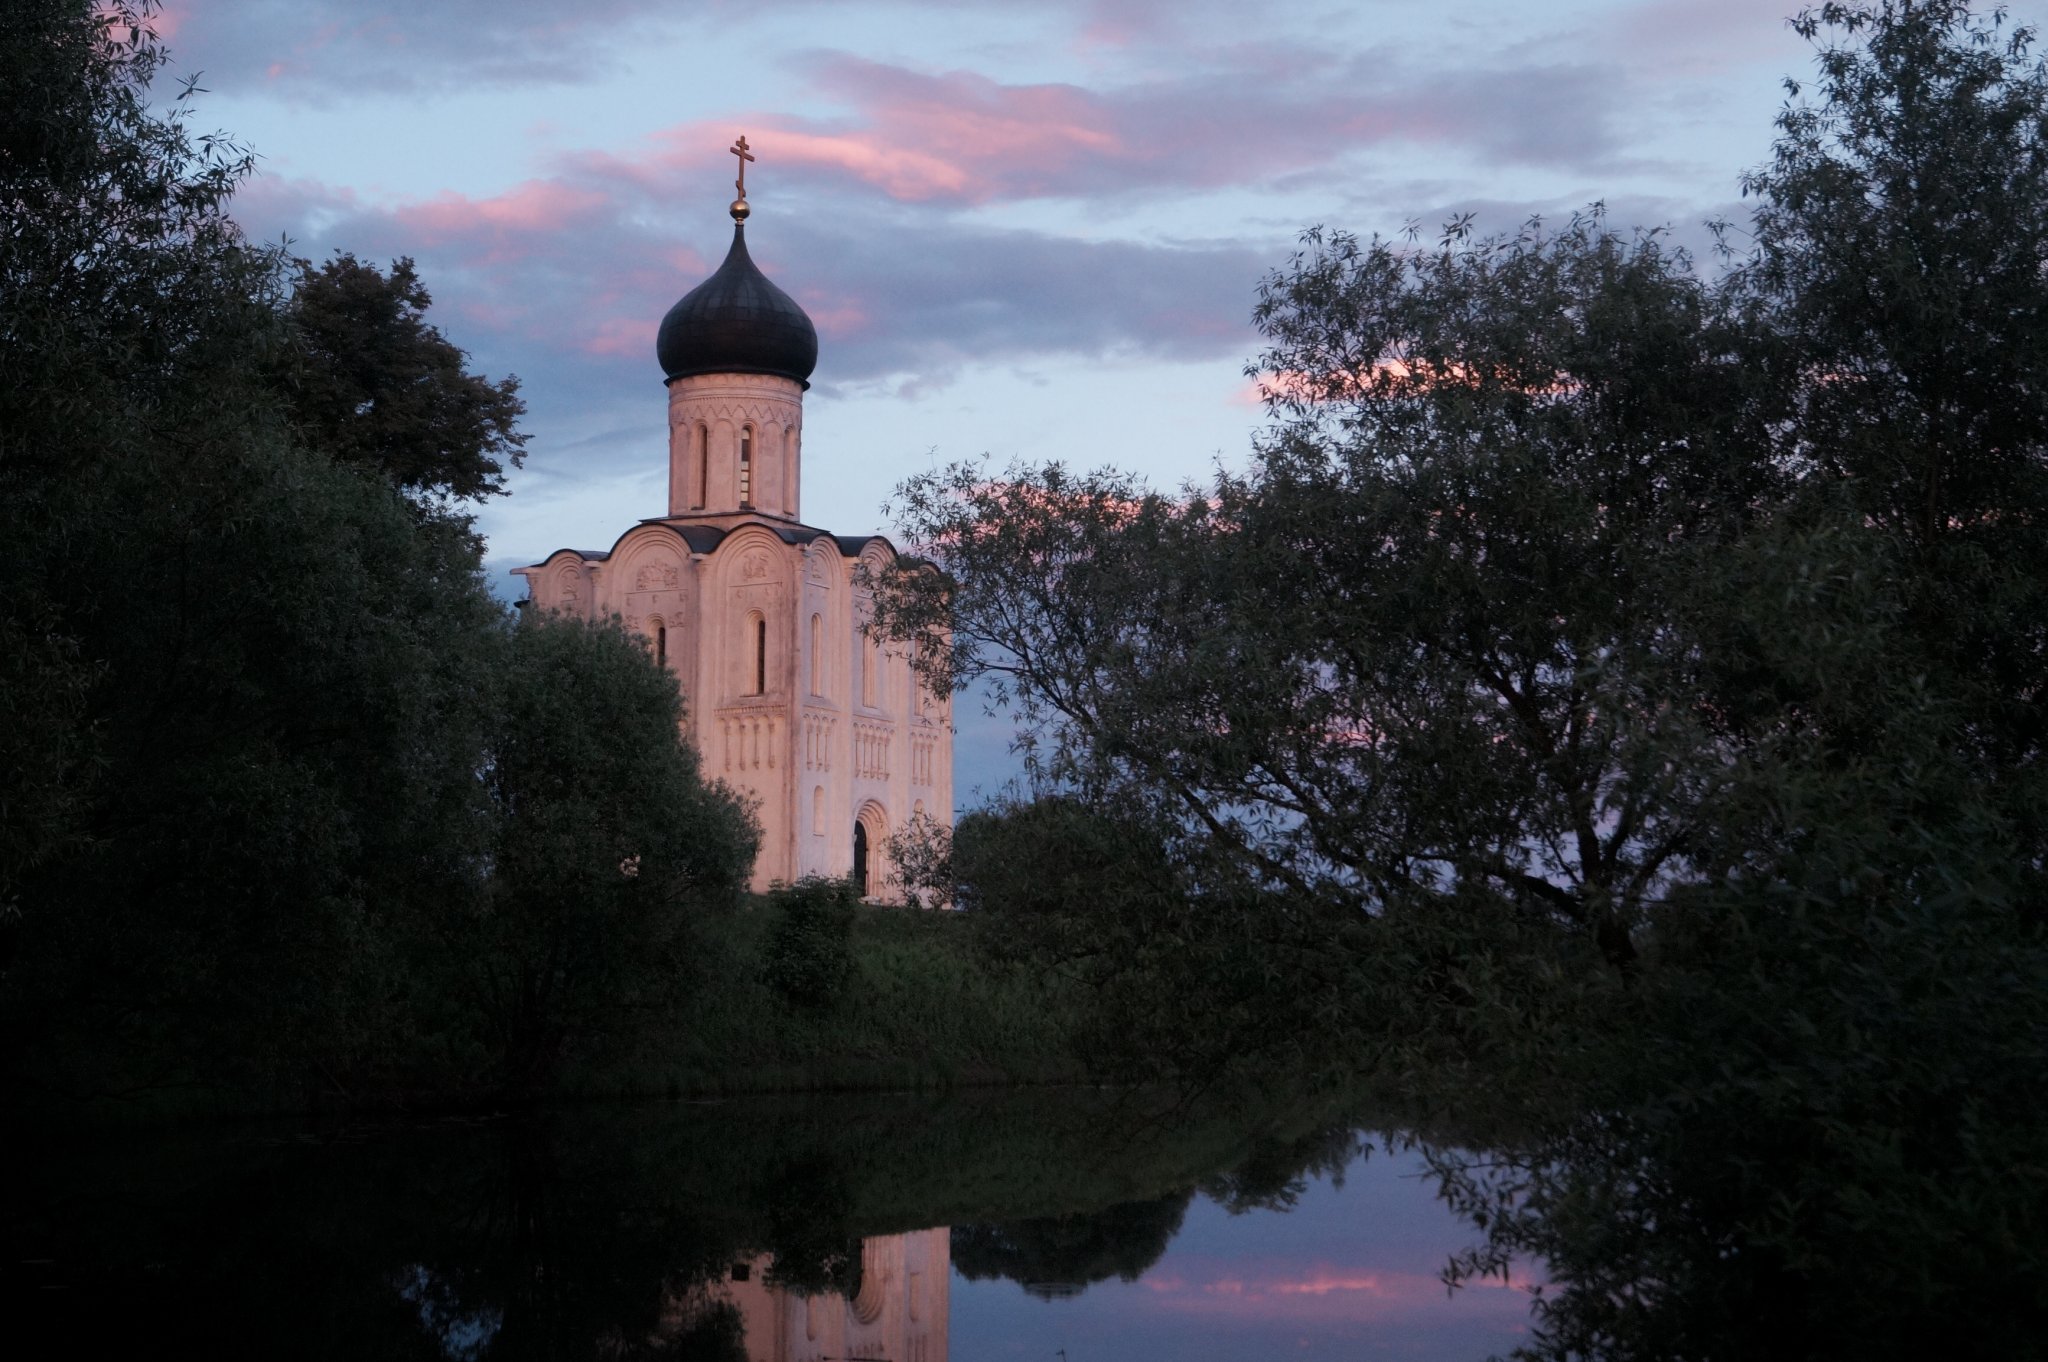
[635,560,680,591]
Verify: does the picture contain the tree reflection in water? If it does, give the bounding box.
[1,1091,1386,1361]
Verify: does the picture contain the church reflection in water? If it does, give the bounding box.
[666,1228,950,1362]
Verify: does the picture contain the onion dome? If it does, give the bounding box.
[656,222,819,388]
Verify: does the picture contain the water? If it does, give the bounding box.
[950,1144,1534,1360]
[3,1091,1535,1360]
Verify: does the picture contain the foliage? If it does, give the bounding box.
[871,3,2048,1356]
[0,0,276,914]
[883,808,954,908]
[951,1192,1192,1298]
[760,877,860,1011]
[597,898,1086,1097]
[281,252,528,507]
[455,616,757,1095]
[0,2,755,1109]
[940,796,1378,1086]
[877,210,1768,971]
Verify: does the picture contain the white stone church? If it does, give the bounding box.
[515,160,951,897]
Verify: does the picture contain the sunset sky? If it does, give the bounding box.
[155,0,1842,795]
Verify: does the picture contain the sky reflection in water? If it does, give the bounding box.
[951,1142,1535,1361]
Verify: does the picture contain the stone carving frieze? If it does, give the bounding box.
[635,560,680,591]
[667,398,802,428]
[740,549,772,581]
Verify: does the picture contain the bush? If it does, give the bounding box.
[760,878,859,1010]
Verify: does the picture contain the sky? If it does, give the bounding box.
[150,0,1865,797]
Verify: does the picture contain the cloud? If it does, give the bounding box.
[641,48,1636,211]
[171,2,1635,184]
[1608,0,1808,77]
[234,153,1269,491]
[1132,1259,1534,1324]
[162,0,1256,94]
[160,0,674,93]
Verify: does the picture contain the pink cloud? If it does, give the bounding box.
[580,313,656,357]
[400,180,609,238]
[1131,1260,1534,1324]
[625,46,1623,211]
[641,69,1122,208]
[800,298,873,339]
[1616,0,1806,73]
[1270,1272,1387,1297]
[148,1,186,40]
[759,129,978,202]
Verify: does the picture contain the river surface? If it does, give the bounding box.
[4,1090,1537,1360]
[950,1141,1534,1359]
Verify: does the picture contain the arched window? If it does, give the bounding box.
[861,636,877,708]
[739,425,754,507]
[695,423,709,508]
[655,622,667,669]
[809,613,824,696]
[812,786,824,836]
[754,615,768,695]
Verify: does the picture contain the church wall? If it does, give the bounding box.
[700,525,801,892]
[718,1227,949,1362]
[796,541,844,883]
[610,535,698,753]
[517,529,952,901]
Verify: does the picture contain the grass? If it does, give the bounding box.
[569,900,1093,1099]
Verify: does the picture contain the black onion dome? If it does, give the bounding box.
[656,224,818,387]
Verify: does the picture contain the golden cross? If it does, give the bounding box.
[730,134,755,197]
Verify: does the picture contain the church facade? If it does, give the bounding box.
[515,154,950,896]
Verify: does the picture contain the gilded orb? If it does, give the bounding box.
[729,197,751,222]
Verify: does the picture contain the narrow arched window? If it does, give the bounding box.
[739,425,754,507]
[695,423,709,508]
[809,613,824,696]
[861,636,876,708]
[754,616,768,695]
[655,623,667,668]
[812,786,824,836]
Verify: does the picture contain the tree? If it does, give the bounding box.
[951,1192,1192,1299]
[282,252,528,505]
[876,210,1766,969]
[457,616,757,1094]
[872,3,2048,1356]
[0,4,755,1108]
[0,0,271,914]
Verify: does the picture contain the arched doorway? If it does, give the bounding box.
[852,801,889,901]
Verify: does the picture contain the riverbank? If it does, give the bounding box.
[569,900,1092,1101]
[3,898,1097,1130]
